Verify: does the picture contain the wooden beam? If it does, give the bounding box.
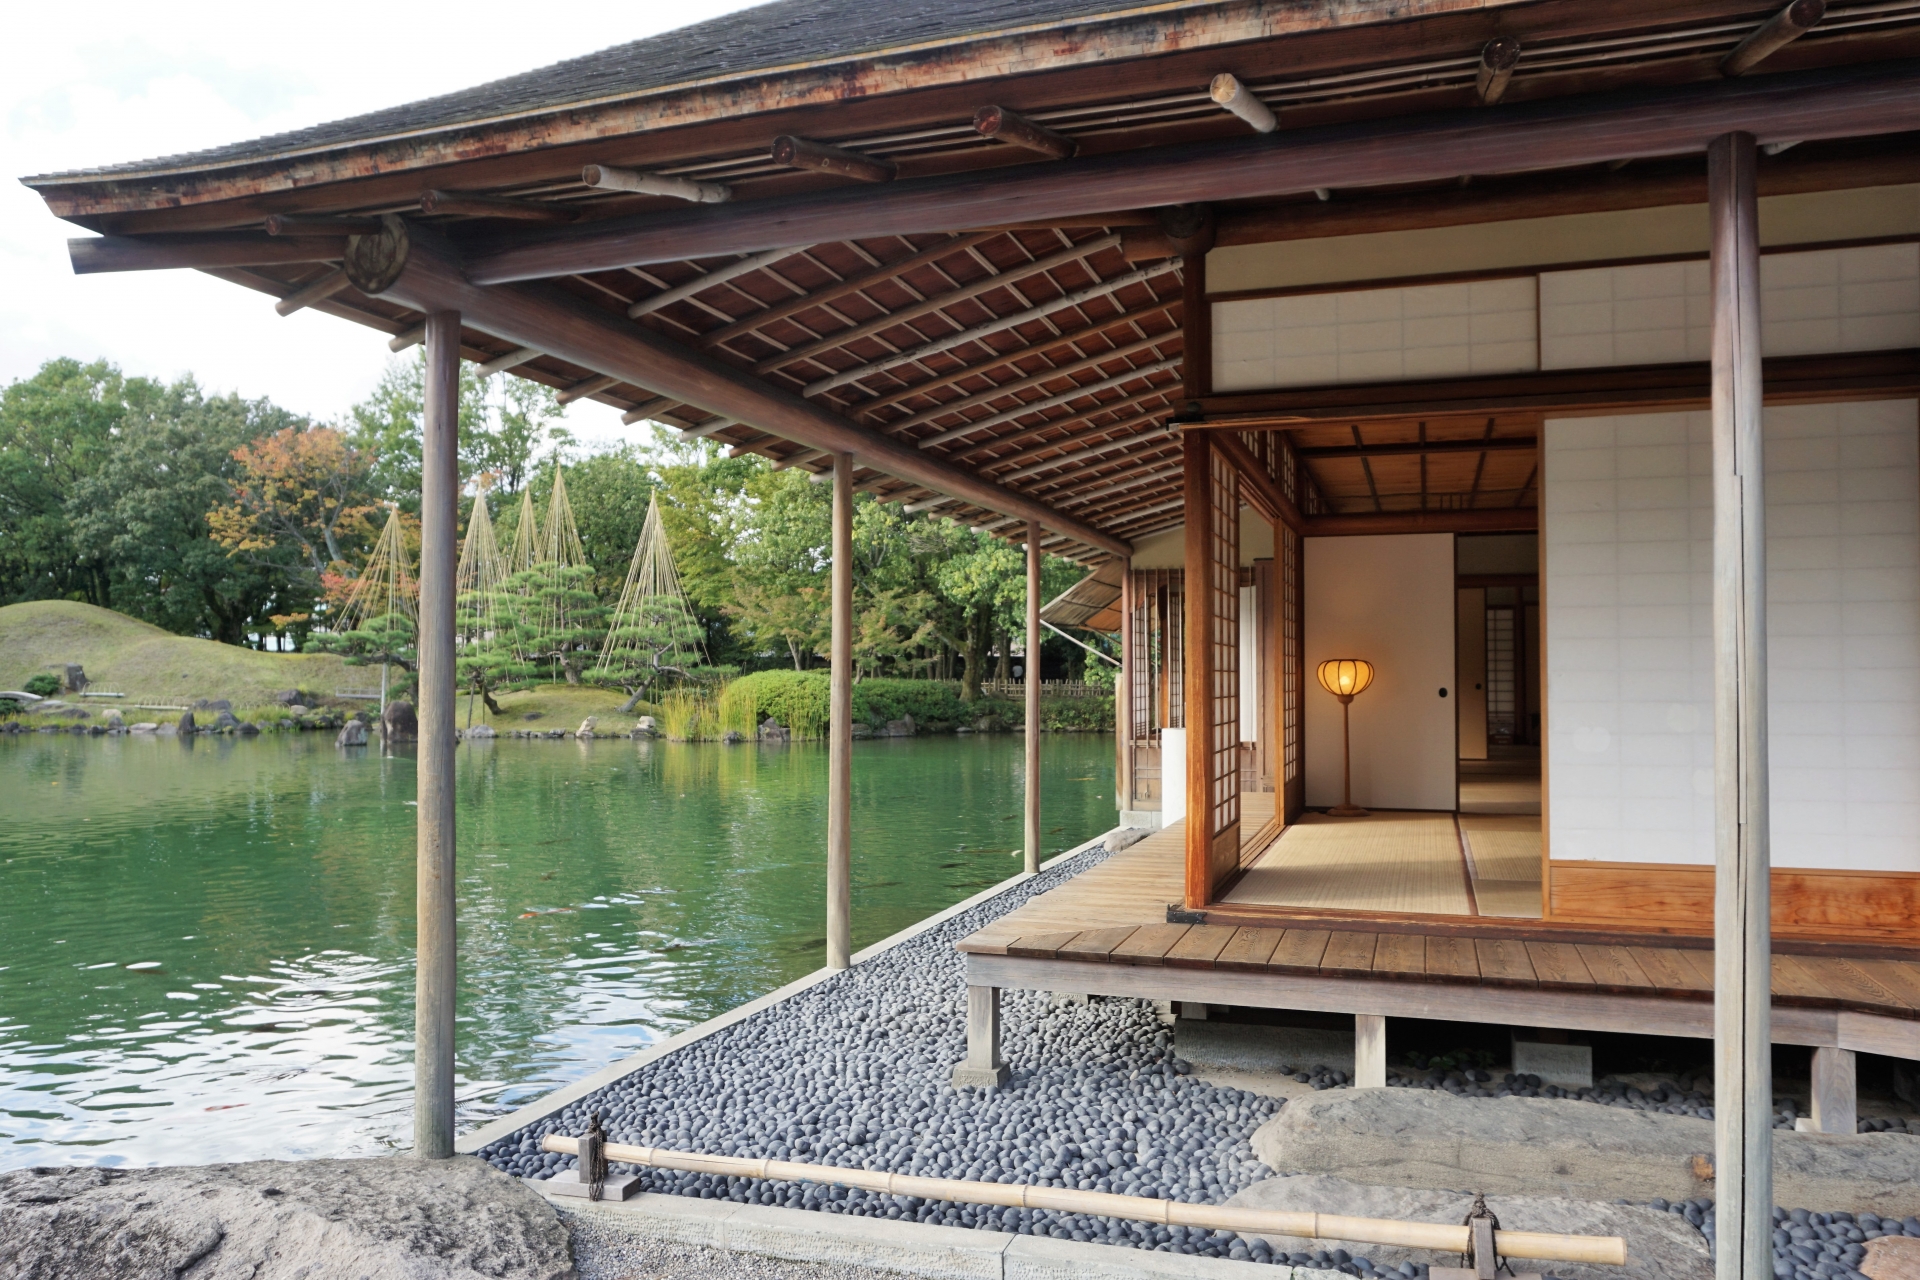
[759,233,1120,378]
[1297,435,1538,460]
[1183,431,1213,912]
[631,245,807,320]
[700,232,999,354]
[771,136,897,184]
[582,164,731,204]
[420,190,576,223]
[1476,38,1522,106]
[1209,73,1277,134]
[1211,431,1304,533]
[265,213,384,235]
[462,62,1920,283]
[69,231,346,274]
[1304,508,1535,536]
[1214,145,1920,248]
[920,356,1182,450]
[880,330,1180,436]
[274,268,352,316]
[828,452,854,969]
[1723,0,1826,76]
[799,259,1178,398]
[974,106,1077,160]
[1186,350,1920,425]
[345,221,1129,559]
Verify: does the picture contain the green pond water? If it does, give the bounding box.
[0,730,1116,1171]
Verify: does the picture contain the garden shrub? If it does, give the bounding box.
[850,678,969,728]
[727,670,830,737]
[24,674,61,698]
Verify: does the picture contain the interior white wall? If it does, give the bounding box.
[1304,534,1458,810]
[1543,400,1920,872]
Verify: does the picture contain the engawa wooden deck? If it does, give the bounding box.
[957,817,1920,1063]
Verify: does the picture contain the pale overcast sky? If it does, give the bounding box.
[2,0,761,449]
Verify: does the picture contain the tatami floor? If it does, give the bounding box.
[1220,758,1544,919]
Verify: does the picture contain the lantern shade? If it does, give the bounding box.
[1316,658,1375,699]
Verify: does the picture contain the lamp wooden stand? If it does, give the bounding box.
[1317,658,1375,817]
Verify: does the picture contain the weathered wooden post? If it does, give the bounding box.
[415,308,461,1158]
[827,452,853,969]
[1025,523,1043,874]
[1708,130,1772,1280]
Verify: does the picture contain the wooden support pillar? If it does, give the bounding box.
[827,453,854,970]
[1183,432,1212,909]
[1118,567,1134,815]
[1709,130,1773,1280]
[414,309,461,1159]
[1809,1048,1857,1135]
[1026,524,1043,875]
[1355,1014,1387,1088]
[952,985,1011,1088]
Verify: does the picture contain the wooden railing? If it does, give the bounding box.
[978,678,1112,700]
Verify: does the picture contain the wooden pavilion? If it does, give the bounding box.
[26,0,1920,1265]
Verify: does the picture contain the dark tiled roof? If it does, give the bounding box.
[29,0,1178,182]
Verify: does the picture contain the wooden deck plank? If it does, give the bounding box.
[1474,937,1537,987]
[1427,934,1481,981]
[1320,932,1381,977]
[1165,924,1239,968]
[1674,948,1719,991]
[1526,941,1596,988]
[1852,959,1920,1010]
[1633,947,1715,998]
[1057,927,1143,963]
[1797,955,1920,1014]
[1265,929,1333,973]
[1216,927,1287,971]
[1576,944,1656,992]
[1773,953,1839,1003]
[1110,923,1193,965]
[1373,933,1429,980]
[1006,931,1091,959]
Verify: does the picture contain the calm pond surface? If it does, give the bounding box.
[0,731,1116,1171]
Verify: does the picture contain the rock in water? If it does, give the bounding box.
[1256,1089,1920,1215]
[1226,1174,1710,1280]
[632,716,659,739]
[884,713,916,737]
[383,699,418,743]
[176,710,197,736]
[0,1157,571,1280]
[575,716,597,739]
[466,724,497,739]
[103,710,124,730]
[336,720,369,748]
[758,717,789,743]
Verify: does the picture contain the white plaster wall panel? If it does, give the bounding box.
[1304,534,1457,811]
[1211,277,1537,391]
[1540,244,1920,370]
[1544,401,1920,873]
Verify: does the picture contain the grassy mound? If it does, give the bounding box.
[0,601,352,710]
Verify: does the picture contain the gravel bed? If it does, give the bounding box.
[1644,1199,1920,1280]
[479,842,1389,1271]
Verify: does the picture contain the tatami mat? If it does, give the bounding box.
[1458,813,1543,919]
[1473,879,1546,918]
[1223,811,1474,915]
[1458,774,1543,815]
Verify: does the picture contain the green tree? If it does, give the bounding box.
[348,353,566,507]
[307,611,418,696]
[70,381,307,645]
[0,358,144,606]
[562,448,657,599]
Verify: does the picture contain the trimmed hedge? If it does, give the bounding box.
[728,671,1112,736]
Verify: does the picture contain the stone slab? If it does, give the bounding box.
[1254,1090,1920,1215]
[547,1186,1333,1280]
[0,1156,569,1280]
[1865,1236,1920,1280]
[544,1169,641,1200]
[1177,1021,1354,1075]
[1513,1040,1594,1089]
[1225,1174,1710,1280]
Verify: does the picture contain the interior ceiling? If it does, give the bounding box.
[37,0,1920,561]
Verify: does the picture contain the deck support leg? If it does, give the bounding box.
[1810,1048,1857,1134]
[1355,1014,1387,1088]
[827,453,853,970]
[953,985,1010,1088]
[1025,523,1042,875]
[413,309,460,1159]
[1709,130,1773,1280]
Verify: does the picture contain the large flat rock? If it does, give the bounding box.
[1225,1174,1710,1280]
[1254,1090,1920,1215]
[0,1156,571,1280]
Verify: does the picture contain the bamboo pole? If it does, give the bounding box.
[827,453,854,970]
[1025,523,1042,875]
[1708,129,1773,1280]
[414,309,461,1159]
[536,1135,1626,1265]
